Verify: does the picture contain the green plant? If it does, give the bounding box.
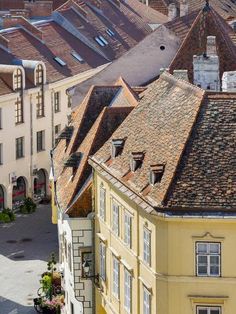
[2,208,15,221]
[0,212,11,223]
[41,274,52,294]
[20,197,36,214]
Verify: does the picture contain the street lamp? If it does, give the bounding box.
[82,260,99,285]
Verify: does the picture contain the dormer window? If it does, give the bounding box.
[36,64,43,85]
[14,68,22,90]
[111,139,125,158]
[149,164,165,185]
[130,152,144,172]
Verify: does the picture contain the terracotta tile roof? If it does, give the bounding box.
[92,73,236,212]
[169,6,236,83]
[121,0,168,24]
[0,21,107,83]
[53,78,138,213]
[149,0,236,19]
[0,77,14,95]
[165,92,236,210]
[92,72,205,208]
[57,0,152,61]
[165,10,199,41]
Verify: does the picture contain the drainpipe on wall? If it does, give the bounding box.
[91,168,96,314]
[51,89,54,148]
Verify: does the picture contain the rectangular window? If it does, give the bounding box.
[143,286,151,314]
[112,256,119,299]
[16,137,24,159]
[36,90,44,117]
[112,200,119,235]
[106,28,115,37]
[143,227,151,265]
[124,269,132,313]
[196,242,221,276]
[15,97,23,124]
[94,36,108,47]
[54,56,66,66]
[81,251,93,277]
[70,302,74,314]
[0,143,2,165]
[37,130,45,152]
[99,242,106,281]
[197,306,221,314]
[54,92,60,113]
[55,124,61,137]
[99,184,106,220]
[124,212,132,248]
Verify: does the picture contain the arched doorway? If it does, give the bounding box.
[0,185,5,210]
[34,169,46,201]
[12,177,26,209]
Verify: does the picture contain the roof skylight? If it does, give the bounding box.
[106,29,115,37]
[54,57,66,67]
[94,36,109,47]
[71,51,84,63]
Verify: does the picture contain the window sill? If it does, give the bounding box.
[37,115,45,119]
[16,156,24,160]
[55,111,61,114]
[15,122,24,125]
[37,149,46,153]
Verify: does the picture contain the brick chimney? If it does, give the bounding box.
[168,3,178,21]
[3,16,43,41]
[193,36,220,91]
[180,0,189,17]
[222,71,236,92]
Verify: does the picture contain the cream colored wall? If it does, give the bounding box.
[0,65,105,209]
[94,170,236,314]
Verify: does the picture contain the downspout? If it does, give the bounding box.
[51,89,54,148]
[91,168,96,314]
[30,93,33,198]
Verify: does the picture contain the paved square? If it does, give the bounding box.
[0,204,58,314]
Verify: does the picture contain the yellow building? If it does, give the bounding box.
[89,72,236,314]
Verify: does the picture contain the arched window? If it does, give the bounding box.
[0,185,4,210]
[14,69,22,90]
[35,64,43,85]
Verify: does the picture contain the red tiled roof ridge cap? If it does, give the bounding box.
[160,71,205,96]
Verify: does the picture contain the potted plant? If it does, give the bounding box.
[20,197,36,214]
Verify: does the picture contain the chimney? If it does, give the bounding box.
[180,0,189,17]
[149,164,165,186]
[168,3,178,21]
[222,71,236,92]
[206,36,217,56]
[111,139,125,158]
[193,36,220,91]
[173,70,189,82]
[130,152,144,172]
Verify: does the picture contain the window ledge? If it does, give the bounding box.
[15,122,24,125]
[37,115,45,119]
[37,149,46,153]
[16,156,24,160]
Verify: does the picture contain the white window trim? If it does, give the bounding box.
[143,285,151,314]
[124,268,132,313]
[143,227,151,266]
[112,255,120,299]
[99,184,106,221]
[124,211,132,248]
[196,242,221,277]
[99,241,106,281]
[197,305,221,314]
[112,199,120,236]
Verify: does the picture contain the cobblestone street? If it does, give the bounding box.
[0,205,58,314]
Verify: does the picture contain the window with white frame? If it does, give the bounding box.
[54,92,60,113]
[143,286,151,314]
[124,269,132,313]
[124,211,132,248]
[14,68,22,90]
[36,89,44,117]
[143,227,151,265]
[197,306,221,314]
[196,242,221,277]
[99,184,106,220]
[112,256,119,299]
[36,64,43,85]
[112,199,119,235]
[15,97,23,124]
[99,241,106,281]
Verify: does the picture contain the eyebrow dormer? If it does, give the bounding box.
[111,138,125,158]
[130,152,144,172]
[149,164,165,185]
